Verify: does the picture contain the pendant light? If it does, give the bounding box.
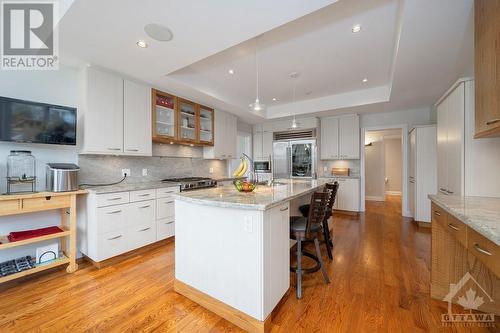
[290,72,299,129]
[250,38,265,112]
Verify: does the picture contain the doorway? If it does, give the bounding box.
[360,125,409,217]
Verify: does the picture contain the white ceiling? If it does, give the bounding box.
[58,0,474,124]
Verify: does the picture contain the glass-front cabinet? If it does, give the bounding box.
[152,89,214,146]
[198,105,214,145]
[152,89,177,141]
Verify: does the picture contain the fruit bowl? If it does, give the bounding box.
[234,179,256,193]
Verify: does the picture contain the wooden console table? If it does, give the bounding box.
[0,190,87,283]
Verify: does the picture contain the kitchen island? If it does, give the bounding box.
[173,179,327,332]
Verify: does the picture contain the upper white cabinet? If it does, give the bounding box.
[203,110,237,159]
[82,68,124,153]
[320,115,359,160]
[436,78,500,198]
[123,79,152,155]
[252,126,273,161]
[80,67,152,156]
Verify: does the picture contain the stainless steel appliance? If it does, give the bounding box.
[254,159,271,173]
[46,163,79,192]
[273,139,317,179]
[162,177,217,191]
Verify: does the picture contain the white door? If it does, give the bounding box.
[409,129,416,179]
[262,131,274,160]
[320,117,339,160]
[123,79,152,156]
[446,83,464,196]
[85,68,123,153]
[339,115,360,159]
[409,179,416,218]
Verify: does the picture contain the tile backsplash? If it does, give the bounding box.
[78,151,227,184]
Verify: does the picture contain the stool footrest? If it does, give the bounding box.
[290,251,321,274]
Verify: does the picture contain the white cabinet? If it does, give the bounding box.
[123,79,152,156]
[83,67,124,153]
[436,78,500,198]
[253,129,273,160]
[320,115,359,160]
[204,110,237,159]
[80,67,152,156]
[79,185,180,263]
[324,178,359,212]
[409,126,437,223]
[320,117,339,159]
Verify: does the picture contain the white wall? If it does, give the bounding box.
[0,66,80,261]
[384,138,402,194]
[364,142,385,201]
[360,107,433,128]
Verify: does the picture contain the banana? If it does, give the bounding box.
[233,159,244,177]
[238,159,248,177]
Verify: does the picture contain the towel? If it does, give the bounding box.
[8,226,63,242]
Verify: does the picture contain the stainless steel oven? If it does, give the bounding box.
[254,160,271,173]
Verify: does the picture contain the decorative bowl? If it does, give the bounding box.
[234,179,256,192]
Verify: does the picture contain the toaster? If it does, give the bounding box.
[46,163,79,192]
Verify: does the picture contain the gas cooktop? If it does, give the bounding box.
[162,177,217,191]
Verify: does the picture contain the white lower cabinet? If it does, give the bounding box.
[80,185,180,263]
[324,178,360,212]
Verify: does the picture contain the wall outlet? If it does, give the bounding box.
[122,169,131,177]
[209,167,214,174]
[142,168,148,176]
[244,217,253,233]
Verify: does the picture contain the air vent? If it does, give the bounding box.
[273,129,316,141]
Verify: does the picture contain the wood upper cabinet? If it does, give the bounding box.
[474,0,500,138]
[152,89,214,146]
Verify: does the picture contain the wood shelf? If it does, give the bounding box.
[0,255,70,284]
[0,226,69,250]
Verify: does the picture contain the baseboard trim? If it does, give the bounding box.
[174,279,282,333]
[365,196,385,201]
[333,209,359,216]
[385,191,402,196]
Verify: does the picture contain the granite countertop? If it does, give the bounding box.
[428,194,500,246]
[81,181,181,194]
[174,178,327,211]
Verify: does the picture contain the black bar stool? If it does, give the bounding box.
[290,191,330,299]
[298,182,339,260]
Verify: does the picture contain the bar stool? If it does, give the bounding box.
[298,182,339,260]
[290,191,330,299]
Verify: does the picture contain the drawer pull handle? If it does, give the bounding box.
[108,197,123,201]
[474,244,492,256]
[280,207,289,211]
[434,211,441,216]
[107,235,122,240]
[165,221,174,225]
[486,119,500,126]
[439,188,448,195]
[139,227,151,232]
[126,149,139,151]
[446,190,454,194]
[107,210,122,214]
[138,194,150,197]
[139,205,151,209]
[447,223,459,231]
[165,201,174,204]
[107,148,121,151]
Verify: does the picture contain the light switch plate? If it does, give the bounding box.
[244,217,253,233]
[209,167,214,174]
[142,168,148,176]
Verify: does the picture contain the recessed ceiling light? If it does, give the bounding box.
[144,23,173,42]
[136,40,148,48]
[362,78,368,82]
[272,97,278,101]
[228,69,235,75]
[352,24,361,33]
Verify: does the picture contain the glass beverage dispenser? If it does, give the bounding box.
[6,150,36,194]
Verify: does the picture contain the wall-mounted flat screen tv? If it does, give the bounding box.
[0,96,77,145]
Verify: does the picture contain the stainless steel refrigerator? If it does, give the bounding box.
[273,139,317,179]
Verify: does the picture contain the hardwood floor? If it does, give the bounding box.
[0,195,497,332]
